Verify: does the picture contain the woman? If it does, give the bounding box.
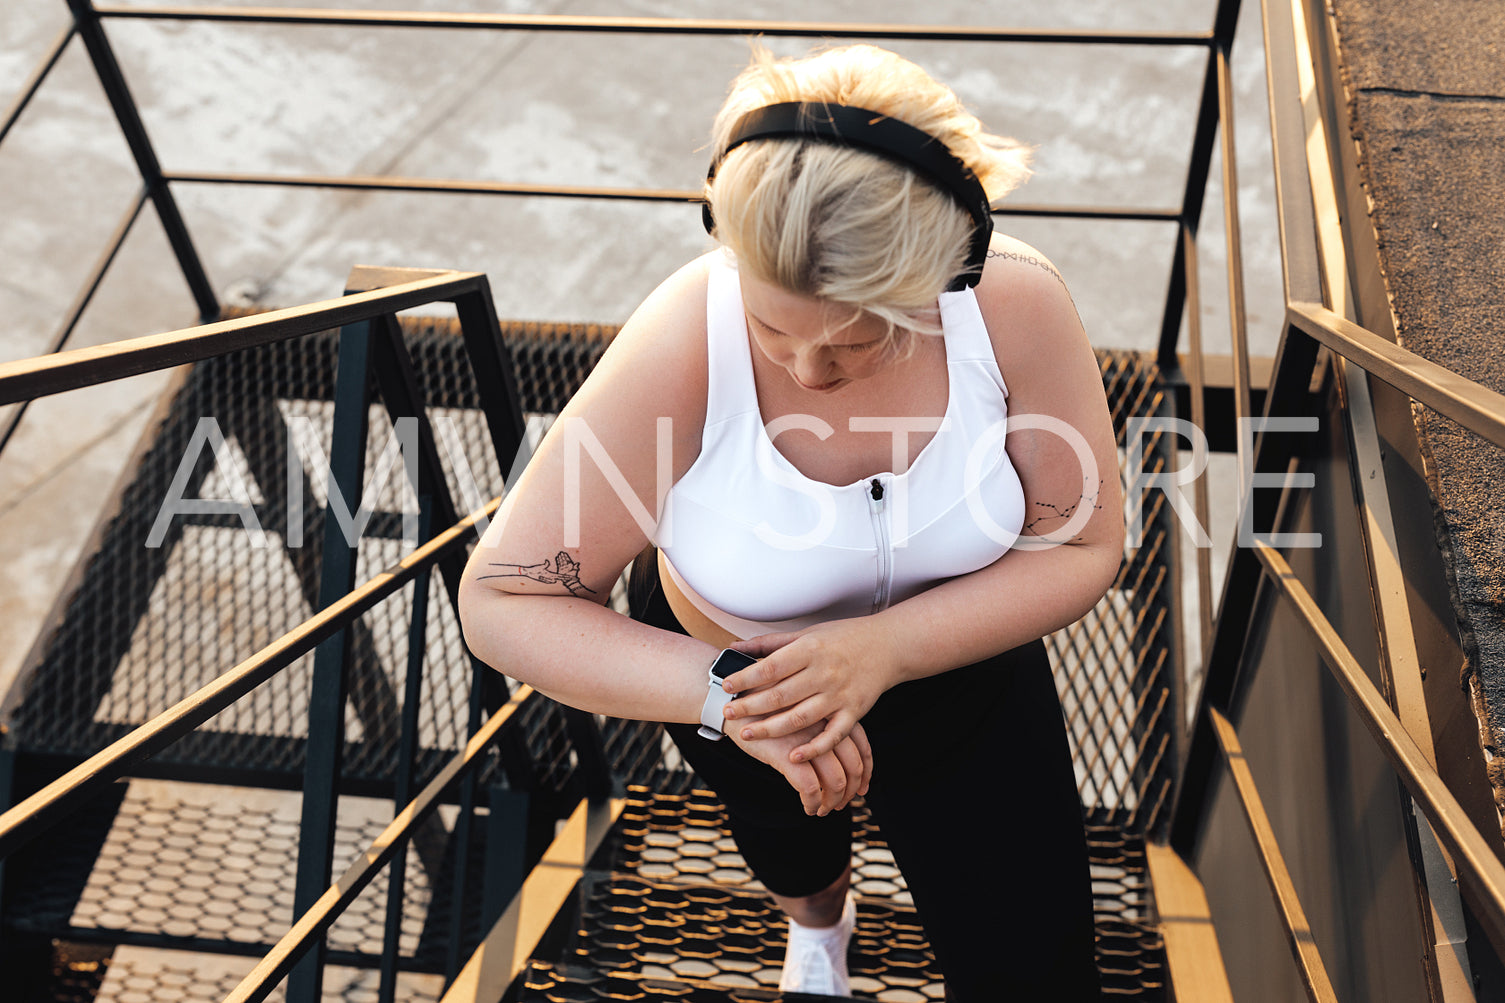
[459,44,1121,1001]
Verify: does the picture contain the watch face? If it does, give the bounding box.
[710,649,757,680]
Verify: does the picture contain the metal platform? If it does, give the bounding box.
[5,780,474,967]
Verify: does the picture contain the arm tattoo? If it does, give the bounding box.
[1023,480,1105,541]
[986,248,1069,291]
[479,550,598,598]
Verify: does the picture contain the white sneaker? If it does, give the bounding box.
[779,892,855,997]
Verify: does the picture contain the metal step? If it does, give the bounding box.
[37,943,444,1003]
[506,787,1168,1002]
[574,787,939,1000]
[3,778,472,970]
[552,872,936,1000]
[518,959,863,1002]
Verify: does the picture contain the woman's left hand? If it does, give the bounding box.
[719,617,902,764]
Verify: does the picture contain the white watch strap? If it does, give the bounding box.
[698,673,736,740]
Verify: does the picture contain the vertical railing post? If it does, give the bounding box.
[1156,0,1244,370]
[445,658,487,984]
[288,318,375,1003]
[452,284,528,478]
[562,709,613,801]
[378,500,433,1003]
[482,783,530,932]
[1171,0,1326,853]
[1179,224,1216,661]
[0,732,14,941]
[452,288,528,722]
[62,0,219,322]
[1125,392,1183,836]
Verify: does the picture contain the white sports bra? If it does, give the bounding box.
[654,258,1026,637]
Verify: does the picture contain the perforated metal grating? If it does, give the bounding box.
[602,788,910,903]
[21,784,1163,1000]
[4,781,479,967]
[1046,351,1181,833]
[568,787,940,1001]
[522,787,1166,1002]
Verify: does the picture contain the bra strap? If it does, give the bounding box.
[704,260,760,424]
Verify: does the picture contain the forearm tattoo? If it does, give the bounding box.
[1023,480,1105,541]
[479,550,598,598]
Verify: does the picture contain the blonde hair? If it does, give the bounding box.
[706,44,1031,338]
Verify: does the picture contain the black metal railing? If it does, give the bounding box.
[0,267,592,1003]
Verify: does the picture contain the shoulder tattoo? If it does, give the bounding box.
[987,248,1069,291]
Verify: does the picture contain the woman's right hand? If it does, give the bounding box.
[729,717,873,816]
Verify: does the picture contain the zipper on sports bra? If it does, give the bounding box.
[868,477,893,613]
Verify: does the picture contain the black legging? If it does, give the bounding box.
[629,554,1101,1002]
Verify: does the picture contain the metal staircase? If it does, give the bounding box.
[7,1,1505,1001]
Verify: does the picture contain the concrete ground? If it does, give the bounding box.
[0,0,1278,709]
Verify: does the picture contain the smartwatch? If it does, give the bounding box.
[698,648,757,740]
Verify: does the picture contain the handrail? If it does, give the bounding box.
[1208,707,1337,1002]
[0,495,500,860]
[160,171,1184,222]
[1214,44,1254,481]
[1288,300,1505,447]
[0,187,148,458]
[0,23,76,148]
[223,683,535,1003]
[438,796,627,1003]
[93,6,1214,46]
[0,269,483,405]
[0,255,530,1003]
[1251,541,1505,957]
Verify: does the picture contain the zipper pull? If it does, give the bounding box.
[869,478,884,509]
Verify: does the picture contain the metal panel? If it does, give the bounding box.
[1191,375,1433,1002]
[1208,708,1337,1002]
